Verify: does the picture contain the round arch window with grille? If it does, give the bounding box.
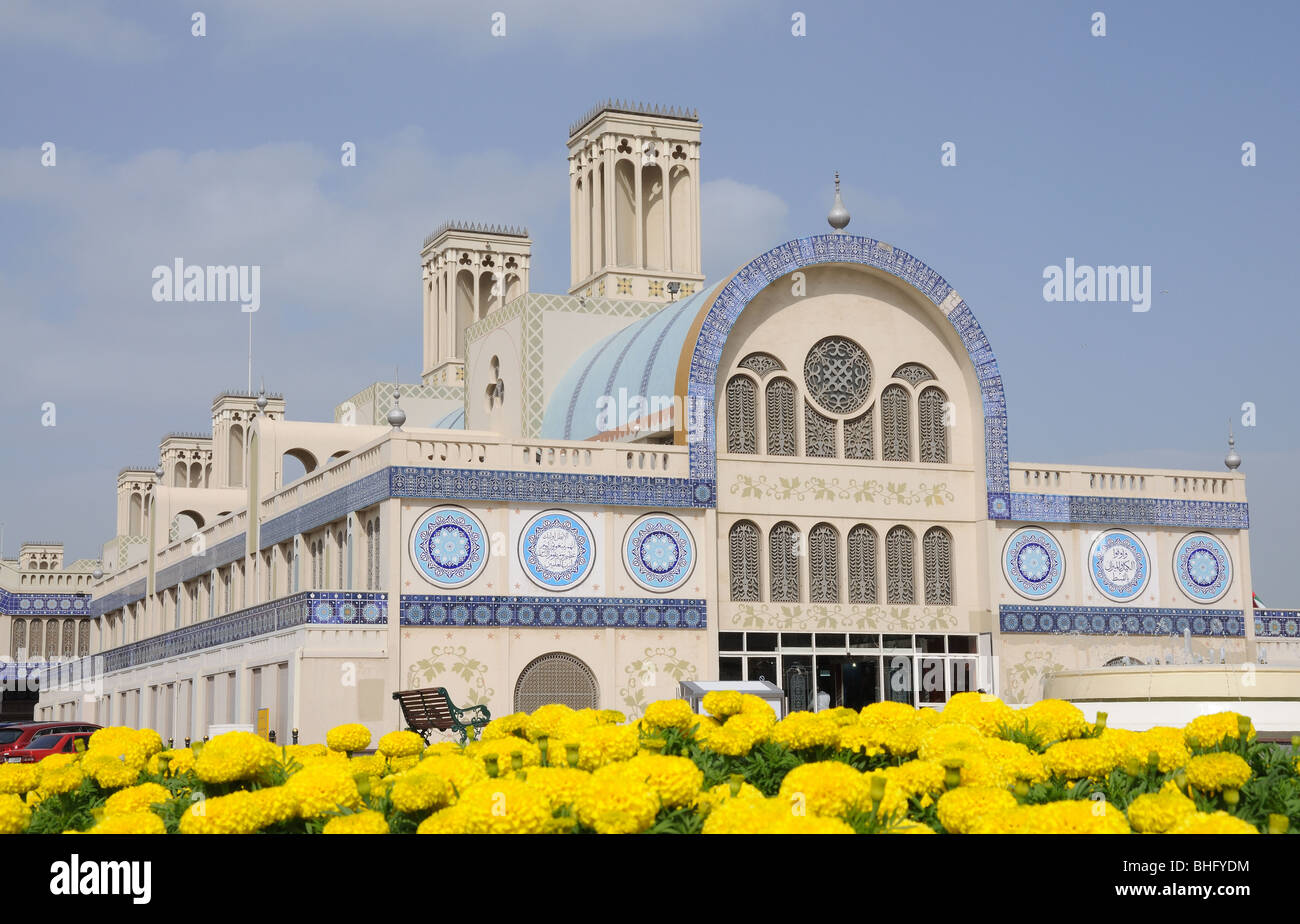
[803,336,872,415]
[513,652,599,713]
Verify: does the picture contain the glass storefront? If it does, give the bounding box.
[718,631,986,711]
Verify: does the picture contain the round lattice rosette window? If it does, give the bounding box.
[803,336,872,415]
[409,506,489,588]
[623,513,696,593]
[519,509,596,590]
[1173,533,1232,604]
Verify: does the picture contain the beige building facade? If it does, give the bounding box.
[28,100,1292,743]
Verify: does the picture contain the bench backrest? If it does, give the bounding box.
[393,688,455,731]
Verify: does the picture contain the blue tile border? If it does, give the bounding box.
[1000,604,1245,637]
[1254,610,1300,639]
[62,591,387,676]
[390,467,706,509]
[1010,494,1249,529]
[1,590,92,616]
[685,234,1011,515]
[401,594,707,629]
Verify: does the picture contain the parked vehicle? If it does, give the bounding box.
[0,722,101,757]
[4,730,96,763]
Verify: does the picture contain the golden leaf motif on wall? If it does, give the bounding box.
[729,475,953,506]
[728,603,957,632]
[407,644,494,708]
[1005,649,1066,705]
[620,646,696,717]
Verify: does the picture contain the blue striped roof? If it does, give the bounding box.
[432,406,465,429]
[541,283,719,440]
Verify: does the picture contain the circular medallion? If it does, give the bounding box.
[623,513,695,593]
[1088,530,1150,602]
[1173,533,1232,604]
[803,336,872,415]
[1003,527,1066,600]
[409,506,489,588]
[519,509,596,590]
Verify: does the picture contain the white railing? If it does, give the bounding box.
[1011,462,1244,501]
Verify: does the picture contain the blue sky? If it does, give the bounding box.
[1,1,1297,600]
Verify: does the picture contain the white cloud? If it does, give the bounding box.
[0,0,161,61]
[700,177,789,282]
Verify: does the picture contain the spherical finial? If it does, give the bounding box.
[92,568,103,580]
[256,385,268,413]
[154,465,164,481]
[1225,419,1241,470]
[387,389,406,429]
[827,171,850,232]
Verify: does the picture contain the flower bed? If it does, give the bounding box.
[1,693,1295,834]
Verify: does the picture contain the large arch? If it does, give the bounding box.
[676,234,1010,518]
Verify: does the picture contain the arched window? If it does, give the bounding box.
[728,520,761,601]
[886,525,916,604]
[804,402,836,458]
[845,408,873,460]
[881,385,910,461]
[738,352,785,377]
[28,620,42,658]
[809,523,839,603]
[725,375,758,454]
[769,521,800,602]
[919,387,948,464]
[848,525,878,604]
[514,652,599,712]
[45,621,59,659]
[892,362,935,386]
[765,378,797,456]
[61,620,75,658]
[923,527,953,605]
[77,621,89,657]
[11,618,25,659]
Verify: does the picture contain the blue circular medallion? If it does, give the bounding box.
[1172,533,1231,604]
[623,513,695,593]
[410,506,489,588]
[1003,527,1066,600]
[519,509,596,590]
[1088,530,1150,602]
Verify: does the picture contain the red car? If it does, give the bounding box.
[4,730,96,763]
[0,722,101,758]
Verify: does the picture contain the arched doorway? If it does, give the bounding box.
[513,652,599,713]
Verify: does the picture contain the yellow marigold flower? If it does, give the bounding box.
[521,766,591,811]
[836,725,886,758]
[449,778,552,834]
[416,753,486,799]
[1016,699,1089,742]
[195,731,278,784]
[886,822,937,834]
[860,700,917,728]
[883,760,947,801]
[779,761,871,818]
[147,748,196,777]
[727,711,774,739]
[574,764,661,833]
[472,736,541,772]
[641,698,700,732]
[178,790,270,834]
[1184,753,1252,794]
[823,706,860,726]
[325,723,372,753]
[479,712,528,741]
[283,743,329,760]
[387,755,420,773]
[376,730,424,758]
[936,786,1019,834]
[861,771,912,821]
[524,703,578,741]
[768,712,841,751]
[88,812,166,834]
[970,799,1130,834]
[390,771,453,814]
[37,764,84,796]
[1184,712,1255,748]
[323,810,390,834]
[0,793,31,834]
[251,786,298,826]
[81,752,141,790]
[0,764,41,795]
[693,780,765,815]
[417,803,470,834]
[1127,787,1199,833]
[918,723,984,763]
[104,782,171,817]
[37,752,78,773]
[1122,727,1191,774]
[1042,736,1124,780]
[349,754,388,778]
[737,694,777,722]
[1170,811,1259,834]
[617,754,703,808]
[570,723,639,770]
[702,796,853,834]
[702,690,745,720]
[941,692,1013,736]
[285,764,362,818]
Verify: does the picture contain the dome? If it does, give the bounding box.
[541,283,722,440]
[432,406,466,430]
